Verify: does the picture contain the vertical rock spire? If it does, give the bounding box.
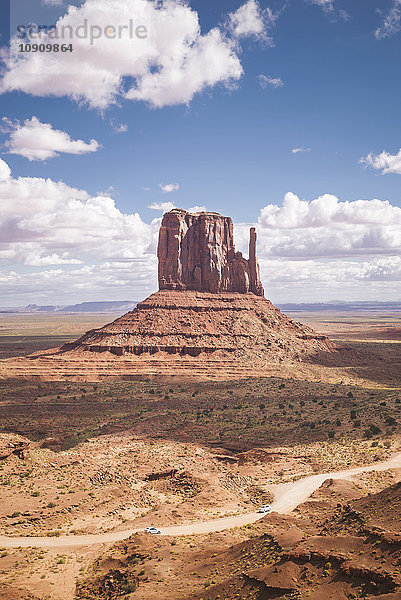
[249,227,264,297]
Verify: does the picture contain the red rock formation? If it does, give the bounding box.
[0,209,339,382]
[157,209,264,296]
[58,289,334,358]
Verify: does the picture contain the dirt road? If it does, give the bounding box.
[1,452,400,549]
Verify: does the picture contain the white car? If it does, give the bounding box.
[257,504,272,514]
[144,526,161,534]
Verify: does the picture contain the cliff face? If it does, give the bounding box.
[157,209,264,296]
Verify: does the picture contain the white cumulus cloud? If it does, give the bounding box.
[159,183,180,194]
[0,0,266,110]
[255,192,401,259]
[0,158,157,269]
[148,201,176,212]
[232,193,401,301]
[256,255,401,302]
[3,116,100,161]
[228,0,275,41]
[188,205,206,213]
[360,149,401,175]
[0,158,11,181]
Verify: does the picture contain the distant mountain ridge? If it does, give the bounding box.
[278,301,401,311]
[58,301,138,313]
[0,300,399,314]
[0,301,138,314]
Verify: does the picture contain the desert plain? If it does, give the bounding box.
[0,306,400,600]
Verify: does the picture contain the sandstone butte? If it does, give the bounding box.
[0,209,337,382]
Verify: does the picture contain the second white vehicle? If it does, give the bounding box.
[144,527,162,534]
[257,504,272,513]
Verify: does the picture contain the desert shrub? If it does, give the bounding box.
[364,424,382,438]
[122,581,137,594]
[61,433,88,451]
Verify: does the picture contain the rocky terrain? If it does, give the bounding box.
[0,425,401,600]
[0,316,399,599]
[69,471,401,600]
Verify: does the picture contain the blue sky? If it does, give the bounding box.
[0,0,400,305]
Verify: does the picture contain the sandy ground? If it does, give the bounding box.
[1,451,400,549]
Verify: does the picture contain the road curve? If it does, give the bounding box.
[1,452,400,549]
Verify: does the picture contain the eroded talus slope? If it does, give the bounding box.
[60,291,335,359]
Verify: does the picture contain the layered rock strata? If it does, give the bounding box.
[60,290,333,358]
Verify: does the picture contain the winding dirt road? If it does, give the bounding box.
[1,452,400,549]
